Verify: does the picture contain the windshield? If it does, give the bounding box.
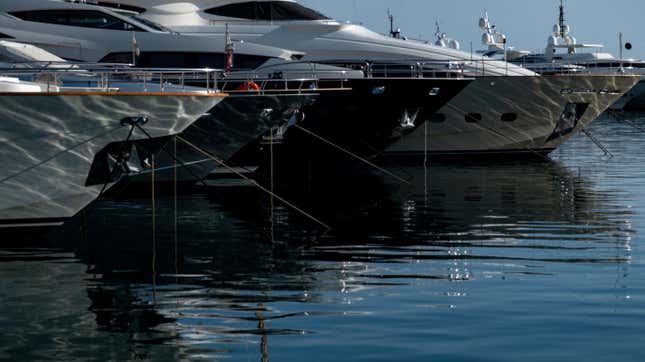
[132,16,171,32]
[205,1,330,21]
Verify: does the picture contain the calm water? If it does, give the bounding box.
[3,115,645,361]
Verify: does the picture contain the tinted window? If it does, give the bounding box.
[270,2,328,20]
[10,10,67,25]
[100,52,270,69]
[206,3,255,19]
[205,1,329,21]
[10,10,143,31]
[132,16,168,32]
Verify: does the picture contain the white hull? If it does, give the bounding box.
[386,75,639,155]
[0,92,223,226]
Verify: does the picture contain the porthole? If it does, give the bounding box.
[501,113,517,122]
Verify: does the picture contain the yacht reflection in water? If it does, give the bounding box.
[53,159,633,360]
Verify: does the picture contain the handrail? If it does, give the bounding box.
[0,66,223,93]
[0,56,553,95]
[218,77,352,95]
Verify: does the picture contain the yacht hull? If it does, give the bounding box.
[128,93,316,184]
[386,75,639,156]
[278,77,473,161]
[619,79,645,111]
[0,93,223,227]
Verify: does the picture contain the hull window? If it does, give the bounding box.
[501,113,517,122]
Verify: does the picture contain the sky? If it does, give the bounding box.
[299,0,645,59]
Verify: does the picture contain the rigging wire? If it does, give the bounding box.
[175,135,330,230]
[293,124,411,184]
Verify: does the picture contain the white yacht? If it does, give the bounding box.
[479,4,645,111]
[87,0,639,157]
[0,69,224,229]
[0,42,227,228]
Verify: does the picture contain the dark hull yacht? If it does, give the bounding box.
[290,77,473,159]
[228,75,474,176]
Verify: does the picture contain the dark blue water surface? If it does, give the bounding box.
[3,115,645,361]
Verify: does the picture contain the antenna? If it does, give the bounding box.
[559,0,565,37]
[386,9,402,38]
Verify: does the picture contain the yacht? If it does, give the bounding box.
[0,0,476,175]
[478,5,645,111]
[0,41,226,228]
[90,0,640,157]
[226,60,475,168]
[0,0,324,183]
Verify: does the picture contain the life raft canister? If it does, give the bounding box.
[237,81,260,91]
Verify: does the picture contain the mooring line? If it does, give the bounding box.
[270,129,275,243]
[621,118,645,133]
[176,135,330,230]
[173,136,179,278]
[424,121,429,201]
[134,125,208,187]
[293,124,410,184]
[151,154,157,305]
[581,128,613,157]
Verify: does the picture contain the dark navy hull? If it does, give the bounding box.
[232,77,472,176]
[129,93,316,184]
[293,77,472,156]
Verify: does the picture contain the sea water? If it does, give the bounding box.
[2,115,645,361]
